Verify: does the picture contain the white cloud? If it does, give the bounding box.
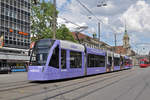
[56,0,150,54]
[120,1,150,33]
[99,16,109,25]
[87,27,96,34]
[57,0,67,8]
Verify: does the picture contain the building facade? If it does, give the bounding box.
[113,30,135,55]
[0,0,31,69]
[72,32,112,51]
[123,29,130,49]
[0,0,30,48]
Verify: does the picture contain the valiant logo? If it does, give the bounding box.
[71,45,78,49]
[87,48,105,54]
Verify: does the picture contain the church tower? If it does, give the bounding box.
[123,24,130,49]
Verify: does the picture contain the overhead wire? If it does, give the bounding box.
[76,0,128,46]
[59,17,81,27]
[76,0,103,23]
[76,0,122,34]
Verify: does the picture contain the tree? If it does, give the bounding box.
[56,24,76,42]
[31,0,76,42]
[31,0,56,41]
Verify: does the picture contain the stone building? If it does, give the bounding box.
[113,27,135,56]
[0,0,31,68]
[72,32,112,51]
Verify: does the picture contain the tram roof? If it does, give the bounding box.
[60,40,85,52]
[114,53,120,57]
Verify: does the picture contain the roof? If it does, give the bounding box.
[71,32,111,47]
[72,32,89,40]
[113,46,136,56]
[113,46,127,54]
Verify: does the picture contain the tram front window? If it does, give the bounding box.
[140,61,145,64]
[30,39,54,66]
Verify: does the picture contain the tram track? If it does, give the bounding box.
[0,82,39,92]
[0,81,29,89]
[14,69,134,100]
[43,70,135,100]
[0,80,27,85]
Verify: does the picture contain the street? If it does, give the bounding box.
[0,66,150,100]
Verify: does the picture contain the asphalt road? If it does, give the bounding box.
[0,66,150,100]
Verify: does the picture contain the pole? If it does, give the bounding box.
[114,33,117,52]
[115,33,117,47]
[98,22,100,41]
[53,0,56,39]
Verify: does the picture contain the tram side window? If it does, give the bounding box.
[61,49,66,69]
[49,46,59,68]
[114,58,120,66]
[70,51,82,68]
[88,54,105,67]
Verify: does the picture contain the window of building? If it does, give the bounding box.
[9,40,12,44]
[70,51,82,68]
[88,54,105,67]
[61,49,66,69]
[1,8,4,15]
[49,46,59,68]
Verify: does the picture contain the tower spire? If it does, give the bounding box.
[125,19,127,33]
[123,19,130,49]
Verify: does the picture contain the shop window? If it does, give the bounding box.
[70,51,82,68]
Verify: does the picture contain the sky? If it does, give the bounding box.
[51,0,150,55]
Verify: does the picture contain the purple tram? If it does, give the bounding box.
[86,47,106,75]
[106,51,113,72]
[28,39,132,81]
[124,56,132,69]
[113,53,121,71]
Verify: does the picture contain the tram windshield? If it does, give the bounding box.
[30,39,55,66]
[140,61,148,64]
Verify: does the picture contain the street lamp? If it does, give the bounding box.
[75,26,88,32]
[97,1,107,7]
[60,17,88,43]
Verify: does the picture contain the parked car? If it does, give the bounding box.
[0,67,11,74]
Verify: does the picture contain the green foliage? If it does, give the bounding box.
[31,0,56,41]
[56,24,76,42]
[31,0,76,42]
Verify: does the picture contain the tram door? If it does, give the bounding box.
[108,56,112,72]
[120,56,124,69]
[60,49,67,78]
[61,49,67,70]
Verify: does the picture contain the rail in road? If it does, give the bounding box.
[0,81,39,92]
[0,69,135,100]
